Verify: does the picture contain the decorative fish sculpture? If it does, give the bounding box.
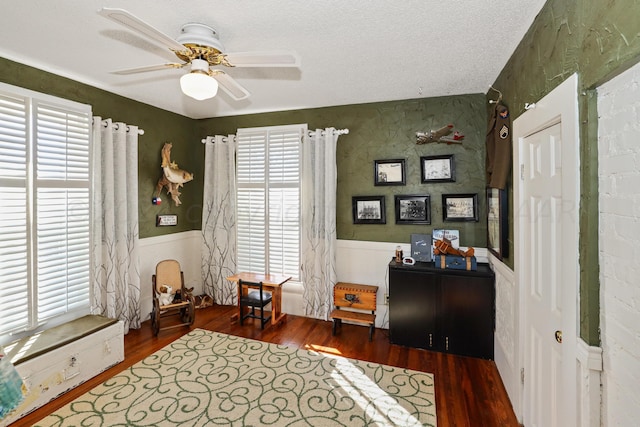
[155,142,194,206]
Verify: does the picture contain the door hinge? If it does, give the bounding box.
[521,367,525,384]
[520,164,525,180]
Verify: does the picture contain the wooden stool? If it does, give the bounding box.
[330,282,378,341]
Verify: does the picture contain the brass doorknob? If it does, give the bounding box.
[555,330,562,343]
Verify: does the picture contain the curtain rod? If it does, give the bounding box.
[201,135,232,144]
[308,128,349,137]
[201,128,350,144]
[100,119,145,135]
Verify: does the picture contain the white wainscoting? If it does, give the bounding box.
[139,231,203,321]
[576,339,603,427]
[489,255,521,419]
[336,239,488,330]
[335,239,408,329]
[138,233,487,331]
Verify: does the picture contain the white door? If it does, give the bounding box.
[522,123,565,426]
[515,74,579,427]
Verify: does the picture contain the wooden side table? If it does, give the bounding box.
[330,282,378,341]
[227,272,291,326]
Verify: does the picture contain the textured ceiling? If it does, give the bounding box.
[0,0,547,119]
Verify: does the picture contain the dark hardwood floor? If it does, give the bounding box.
[16,305,519,426]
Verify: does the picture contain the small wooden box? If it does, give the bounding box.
[333,282,377,310]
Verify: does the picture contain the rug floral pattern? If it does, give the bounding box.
[36,329,436,426]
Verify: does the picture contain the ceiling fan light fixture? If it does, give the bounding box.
[180,71,219,100]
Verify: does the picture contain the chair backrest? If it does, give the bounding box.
[154,259,182,293]
[239,279,269,301]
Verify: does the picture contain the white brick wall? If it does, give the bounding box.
[598,60,640,427]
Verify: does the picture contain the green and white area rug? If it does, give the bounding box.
[36,329,436,426]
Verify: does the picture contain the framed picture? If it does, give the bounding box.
[411,233,432,262]
[156,214,178,226]
[352,195,386,224]
[421,154,455,183]
[395,195,431,224]
[442,193,479,222]
[487,187,509,259]
[374,159,406,186]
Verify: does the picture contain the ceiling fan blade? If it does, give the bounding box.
[224,51,300,67]
[212,72,251,101]
[110,63,186,75]
[98,7,186,52]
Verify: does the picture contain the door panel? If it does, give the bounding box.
[440,274,494,359]
[522,122,567,427]
[389,269,438,349]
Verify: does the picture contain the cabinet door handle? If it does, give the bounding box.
[429,333,433,347]
[445,336,449,351]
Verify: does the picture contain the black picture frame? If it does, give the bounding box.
[442,193,479,222]
[487,187,509,260]
[395,195,431,224]
[352,195,386,224]
[374,159,406,186]
[420,154,455,183]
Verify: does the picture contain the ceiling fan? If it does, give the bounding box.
[98,7,300,101]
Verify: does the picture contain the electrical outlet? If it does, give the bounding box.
[384,293,389,305]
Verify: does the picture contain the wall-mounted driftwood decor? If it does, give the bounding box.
[155,142,193,206]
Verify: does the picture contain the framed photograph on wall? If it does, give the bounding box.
[352,195,386,224]
[487,187,509,259]
[442,193,479,222]
[395,195,431,224]
[374,159,406,186]
[421,154,455,183]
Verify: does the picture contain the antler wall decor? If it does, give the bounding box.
[155,142,194,206]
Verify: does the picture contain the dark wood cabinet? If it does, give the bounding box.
[389,260,495,359]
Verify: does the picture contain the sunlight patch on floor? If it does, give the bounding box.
[330,357,424,426]
[304,343,342,355]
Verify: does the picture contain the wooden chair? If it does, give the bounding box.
[238,279,272,329]
[151,259,195,336]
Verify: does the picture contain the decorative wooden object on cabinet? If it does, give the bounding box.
[388,259,495,359]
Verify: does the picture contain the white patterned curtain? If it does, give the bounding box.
[91,117,141,333]
[301,128,341,320]
[201,135,237,305]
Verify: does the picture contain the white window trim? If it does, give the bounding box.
[0,82,92,346]
[236,124,305,280]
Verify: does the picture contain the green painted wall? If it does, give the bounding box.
[0,57,203,238]
[1,57,489,246]
[490,0,640,344]
[10,0,640,344]
[197,94,489,247]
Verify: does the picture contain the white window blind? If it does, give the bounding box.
[0,84,91,342]
[236,124,304,280]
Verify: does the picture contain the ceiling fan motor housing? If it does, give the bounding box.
[176,23,225,52]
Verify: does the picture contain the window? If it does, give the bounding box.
[0,83,92,344]
[236,124,305,280]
